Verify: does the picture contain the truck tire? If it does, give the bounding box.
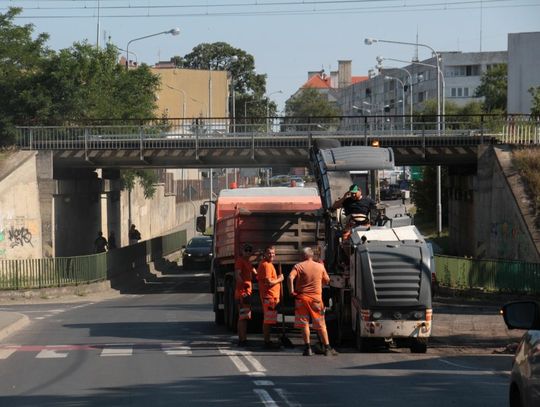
[355,318,372,353]
[214,291,224,325]
[410,338,428,354]
[224,279,237,332]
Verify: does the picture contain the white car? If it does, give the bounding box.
[501,300,540,407]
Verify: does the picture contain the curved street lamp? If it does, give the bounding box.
[126,28,180,69]
[365,36,444,236]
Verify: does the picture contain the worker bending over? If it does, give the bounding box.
[288,247,338,356]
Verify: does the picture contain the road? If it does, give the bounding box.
[0,265,514,407]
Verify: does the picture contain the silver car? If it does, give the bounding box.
[501,301,540,407]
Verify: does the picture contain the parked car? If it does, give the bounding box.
[182,236,213,269]
[501,300,540,407]
[380,184,402,200]
[290,177,305,187]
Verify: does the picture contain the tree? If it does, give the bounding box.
[474,64,507,113]
[417,100,484,130]
[34,42,160,124]
[529,86,540,118]
[0,7,50,145]
[181,42,266,97]
[410,166,449,224]
[284,88,340,131]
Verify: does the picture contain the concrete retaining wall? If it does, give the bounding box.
[475,145,540,262]
[0,152,42,259]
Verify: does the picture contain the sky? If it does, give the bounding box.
[3,0,540,110]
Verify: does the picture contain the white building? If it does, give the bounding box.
[507,32,540,114]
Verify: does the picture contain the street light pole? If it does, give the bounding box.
[384,76,405,130]
[126,27,180,69]
[166,85,187,120]
[265,90,283,133]
[377,59,413,133]
[366,37,444,236]
[378,56,446,132]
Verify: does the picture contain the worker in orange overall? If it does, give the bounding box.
[235,244,257,347]
[288,247,338,356]
[257,246,283,349]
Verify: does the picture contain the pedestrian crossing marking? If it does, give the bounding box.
[161,344,192,356]
[36,349,69,359]
[0,349,17,359]
[100,347,133,357]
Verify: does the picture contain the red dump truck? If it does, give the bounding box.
[206,187,324,330]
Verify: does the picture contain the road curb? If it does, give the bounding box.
[0,312,29,342]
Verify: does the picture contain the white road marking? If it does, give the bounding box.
[438,358,510,375]
[275,388,302,407]
[0,348,17,359]
[36,348,69,359]
[243,353,267,372]
[247,372,266,377]
[219,348,250,372]
[162,344,192,355]
[253,389,279,407]
[253,380,274,386]
[100,347,133,357]
[35,317,46,320]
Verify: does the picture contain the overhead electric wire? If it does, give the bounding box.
[2,0,536,18]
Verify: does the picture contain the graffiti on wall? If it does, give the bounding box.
[7,226,33,248]
[0,218,40,258]
[490,221,528,259]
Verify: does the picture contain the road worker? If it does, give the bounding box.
[235,243,257,347]
[288,247,337,356]
[332,184,377,239]
[257,246,283,349]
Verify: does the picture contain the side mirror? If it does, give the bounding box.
[501,301,540,330]
[196,216,206,233]
[200,204,208,216]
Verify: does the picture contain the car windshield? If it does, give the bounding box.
[188,238,212,248]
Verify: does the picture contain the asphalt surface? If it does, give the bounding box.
[0,263,520,407]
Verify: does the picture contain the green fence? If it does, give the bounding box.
[435,255,540,295]
[0,229,187,291]
[0,254,107,290]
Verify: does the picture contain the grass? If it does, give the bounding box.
[512,148,540,228]
[412,214,452,254]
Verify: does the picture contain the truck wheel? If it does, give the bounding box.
[214,292,224,325]
[224,281,231,329]
[410,338,428,354]
[225,280,237,332]
[355,318,372,353]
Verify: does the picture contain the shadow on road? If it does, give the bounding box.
[109,257,210,295]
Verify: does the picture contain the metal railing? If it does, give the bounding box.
[0,229,187,291]
[15,114,539,150]
[435,255,540,295]
[0,254,107,290]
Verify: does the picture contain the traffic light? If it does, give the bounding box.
[371,139,380,148]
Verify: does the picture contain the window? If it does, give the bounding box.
[450,87,471,98]
[446,65,481,77]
